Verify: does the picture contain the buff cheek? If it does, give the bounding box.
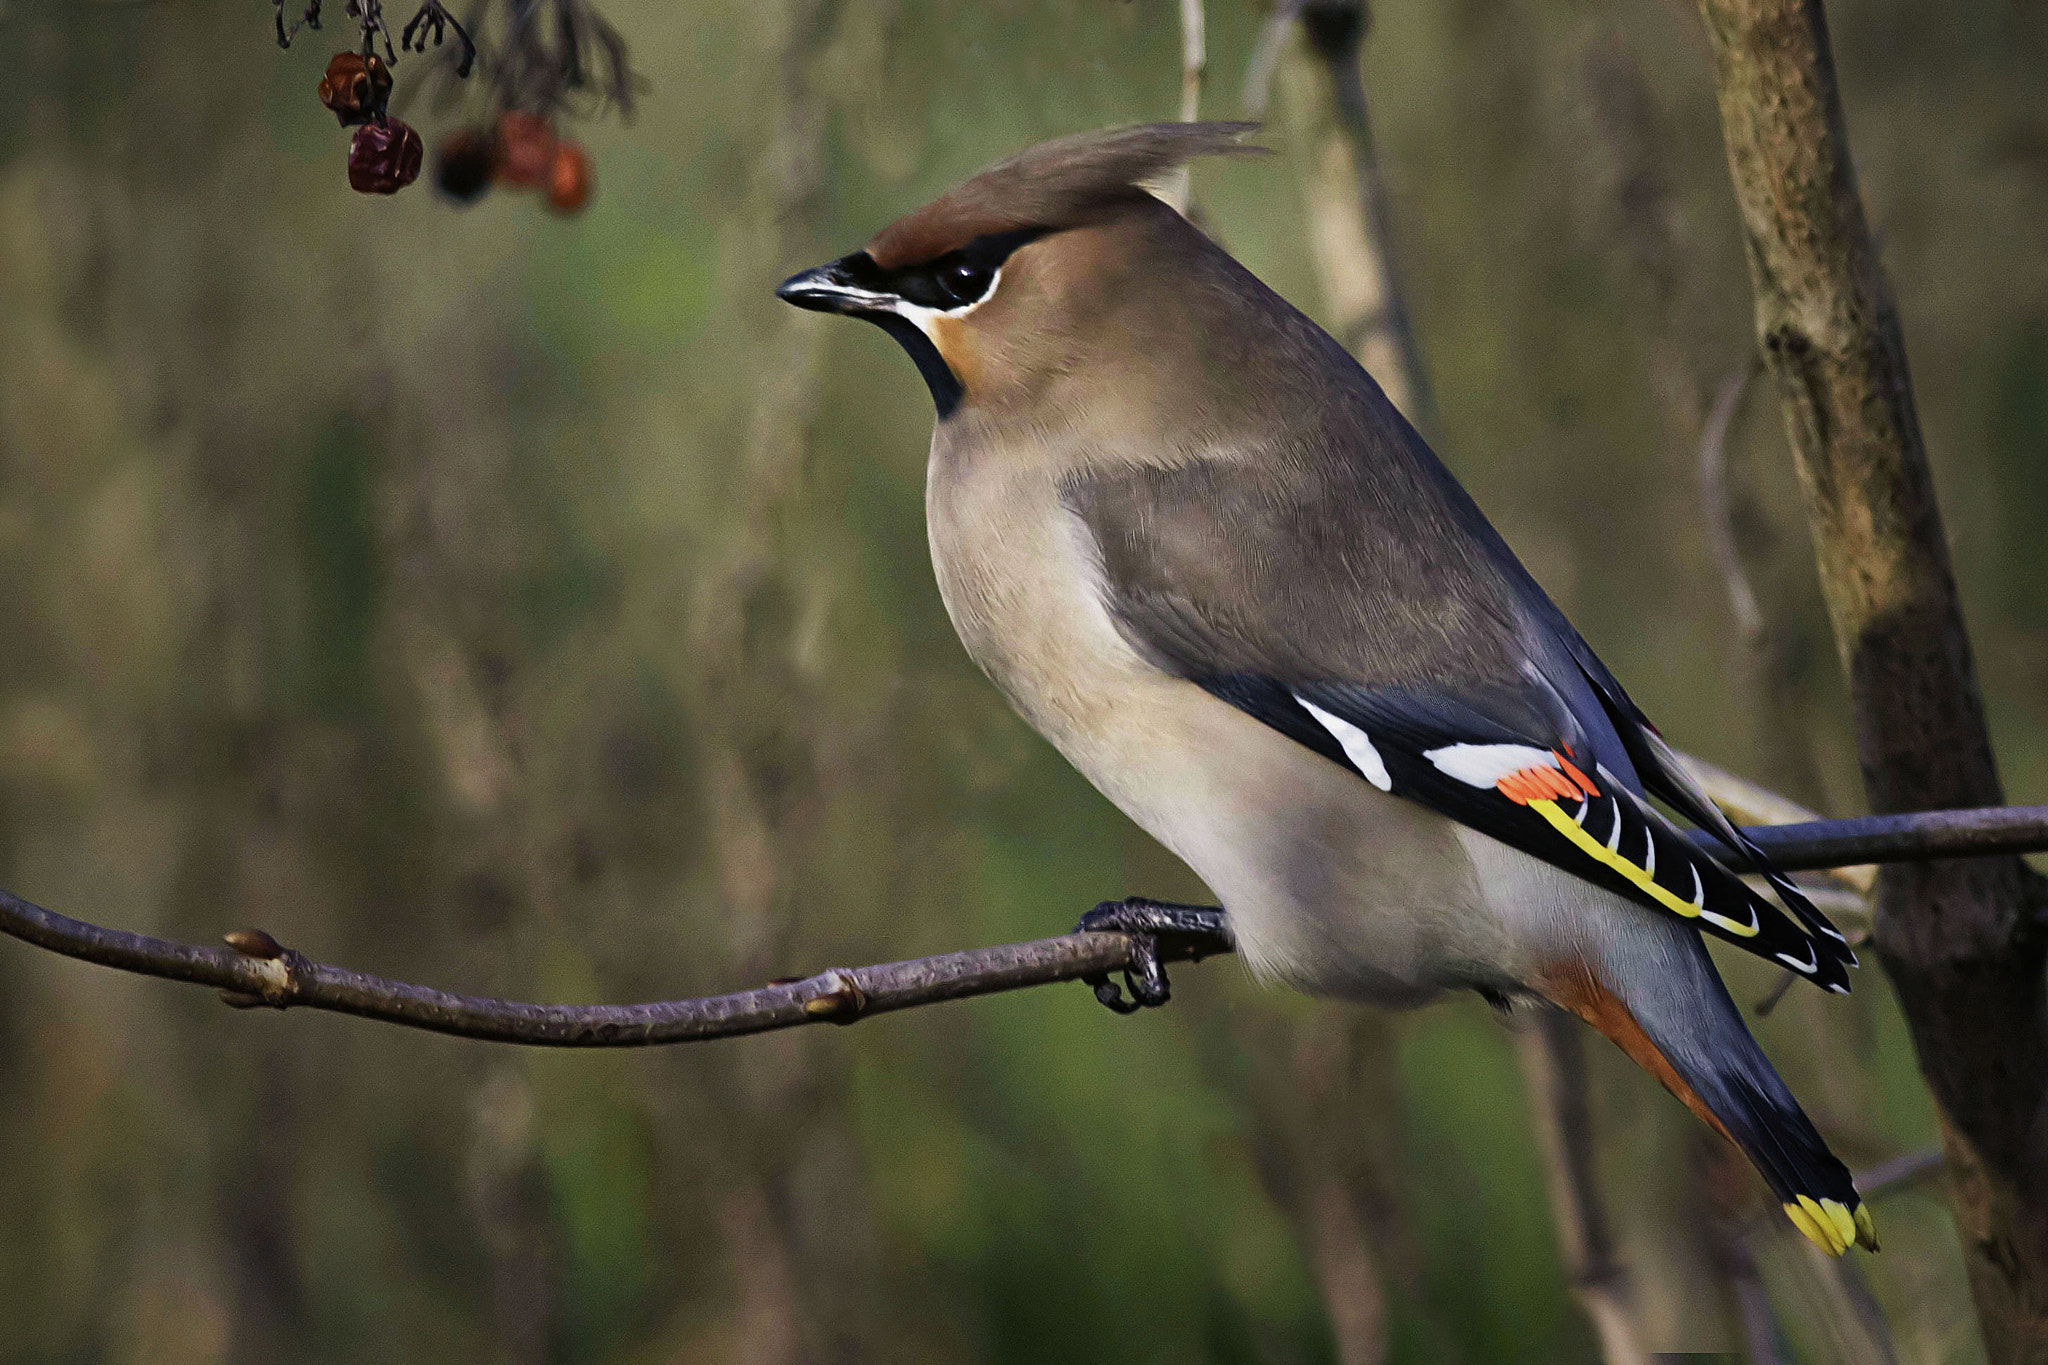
[931,315,980,396]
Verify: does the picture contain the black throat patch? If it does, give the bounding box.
[864,312,965,418]
[849,227,1046,419]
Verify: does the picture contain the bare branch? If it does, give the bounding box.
[1178,0,1207,124]
[2,806,2042,1049]
[1678,749,1877,899]
[1855,1148,1945,1201]
[0,885,1206,1047]
[1516,1007,1650,1365]
[1698,361,1766,639]
[1738,805,2048,873]
[1793,1240,1902,1365]
[1159,0,1207,215]
[1241,0,1304,120]
[1267,0,1437,431]
[1698,1136,1794,1365]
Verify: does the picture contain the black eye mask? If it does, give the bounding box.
[777,227,1050,418]
[887,227,1048,312]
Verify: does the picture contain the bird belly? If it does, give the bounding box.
[928,470,1516,1004]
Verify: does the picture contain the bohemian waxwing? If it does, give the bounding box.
[778,122,1874,1256]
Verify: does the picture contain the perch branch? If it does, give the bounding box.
[0,887,1212,1046]
[2,805,2043,1048]
[1739,806,2048,873]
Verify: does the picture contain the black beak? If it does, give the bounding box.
[775,253,887,315]
[775,249,966,419]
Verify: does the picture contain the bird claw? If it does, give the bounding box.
[1073,898,1232,1014]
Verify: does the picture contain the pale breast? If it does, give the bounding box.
[924,443,1505,1003]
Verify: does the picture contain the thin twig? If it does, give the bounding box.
[1739,1195,1902,1365]
[1856,1148,1945,1201]
[1517,1007,1651,1365]
[1264,0,1438,433]
[1725,1247,1792,1365]
[1242,0,1305,119]
[3,807,2044,1048]
[1698,1134,1793,1365]
[1752,969,1800,1018]
[1798,1243,1902,1365]
[1699,360,1766,638]
[1160,0,1208,215]
[1178,0,1206,124]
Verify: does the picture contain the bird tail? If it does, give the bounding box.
[1559,925,1877,1255]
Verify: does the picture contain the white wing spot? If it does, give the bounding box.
[1296,696,1393,791]
[1605,799,1624,854]
[1423,743,1558,789]
[1688,863,1705,908]
[1642,830,1656,879]
[1774,943,1819,974]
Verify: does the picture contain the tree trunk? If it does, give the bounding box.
[1692,2,2048,1358]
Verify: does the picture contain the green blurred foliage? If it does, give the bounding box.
[0,0,2042,1360]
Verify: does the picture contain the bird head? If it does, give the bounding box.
[777,122,1263,421]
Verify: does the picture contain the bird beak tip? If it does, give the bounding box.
[776,261,863,315]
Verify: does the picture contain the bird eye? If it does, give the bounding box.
[936,259,994,309]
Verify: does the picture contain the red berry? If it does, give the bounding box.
[318,51,392,127]
[493,111,556,189]
[348,119,424,195]
[545,141,594,216]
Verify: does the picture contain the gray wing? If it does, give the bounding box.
[1064,445,1856,992]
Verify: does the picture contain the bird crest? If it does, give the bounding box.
[866,121,1264,269]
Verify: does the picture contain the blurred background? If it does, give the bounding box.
[1,0,2043,1360]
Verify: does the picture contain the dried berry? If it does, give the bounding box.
[545,140,594,216]
[318,50,393,127]
[435,128,497,204]
[493,111,557,189]
[348,118,424,195]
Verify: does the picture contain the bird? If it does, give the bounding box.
[776,121,1874,1257]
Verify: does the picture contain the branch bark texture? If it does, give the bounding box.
[0,885,1188,1045]
[3,807,2040,1047]
[1693,1,2048,1356]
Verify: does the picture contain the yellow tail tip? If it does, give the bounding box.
[1853,1202,1881,1252]
[1784,1197,1877,1254]
[1786,1197,1841,1253]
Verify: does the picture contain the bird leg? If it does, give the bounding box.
[1073,898,1232,1013]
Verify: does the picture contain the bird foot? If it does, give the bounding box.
[1072,899,1232,1014]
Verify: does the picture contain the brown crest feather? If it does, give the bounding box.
[867,122,1263,269]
